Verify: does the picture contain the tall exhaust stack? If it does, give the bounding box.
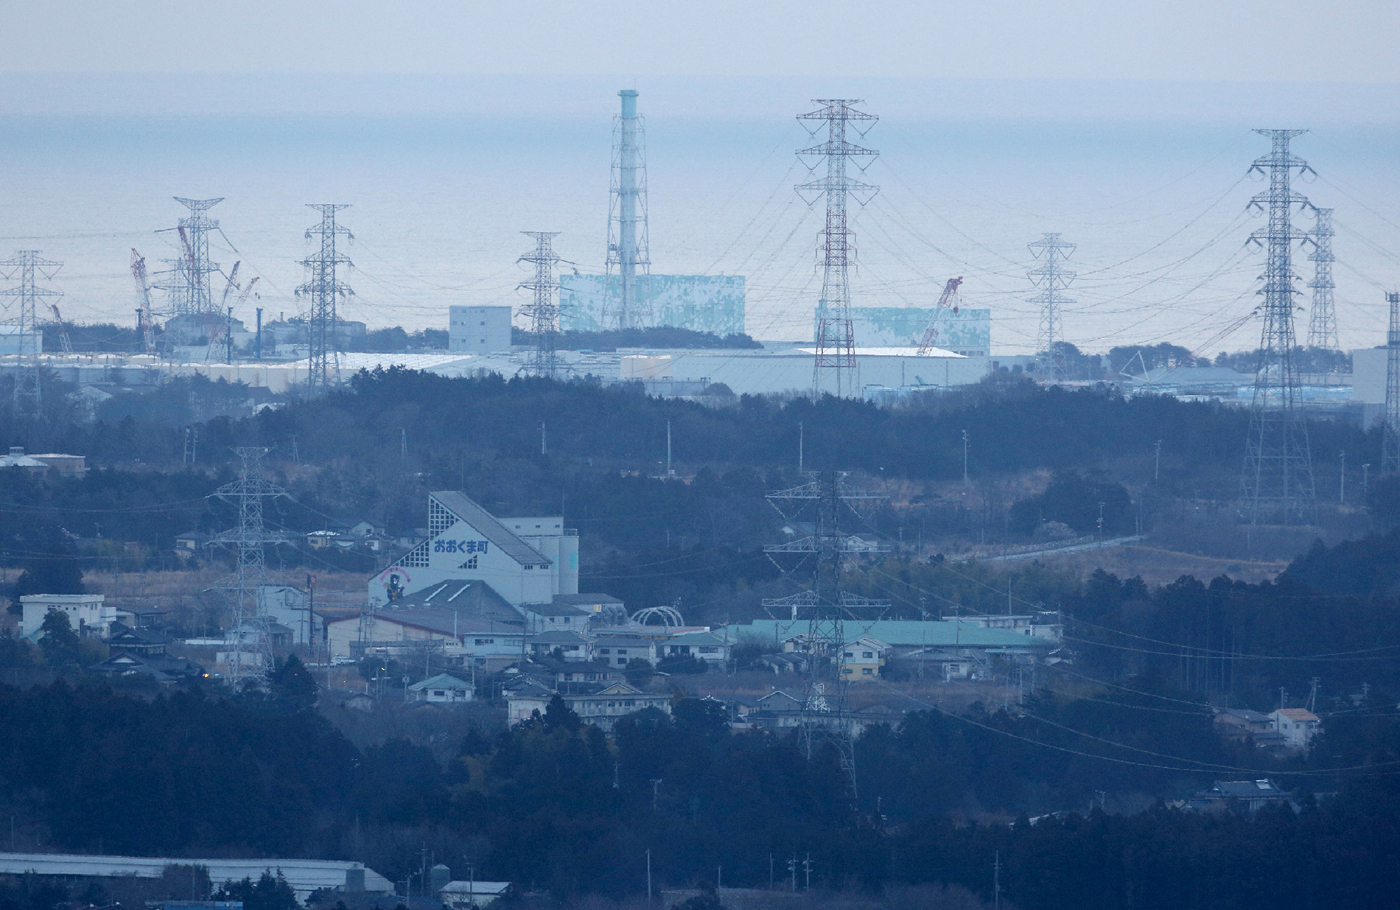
[606,89,650,330]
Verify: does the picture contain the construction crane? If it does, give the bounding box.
[236,276,259,306]
[916,276,964,357]
[130,249,158,355]
[220,261,241,308]
[49,304,74,355]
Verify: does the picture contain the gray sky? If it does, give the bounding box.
[2,0,1398,82]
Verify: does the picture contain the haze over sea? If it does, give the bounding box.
[1,74,1397,354]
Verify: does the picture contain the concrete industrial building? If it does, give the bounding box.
[560,274,746,336]
[20,594,115,639]
[449,305,512,354]
[0,853,392,902]
[371,491,578,608]
[848,307,992,357]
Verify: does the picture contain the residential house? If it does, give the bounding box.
[1270,708,1322,750]
[839,637,888,680]
[525,656,623,691]
[408,673,475,704]
[593,637,658,668]
[174,531,212,556]
[504,680,556,725]
[114,605,167,629]
[662,631,731,667]
[104,622,170,656]
[527,630,591,661]
[521,601,593,634]
[1183,779,1294,813]
[439,881,512,909]
[1215,708,1275,742]
[900,648,978,681]
[87,650,206,685]
[562,682,671,731]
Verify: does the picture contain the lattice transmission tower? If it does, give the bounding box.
[763,471,888,801]
[1028,233,1076,383]
[0,251,62,414]
[797,100,879,399]
[1241,129,1317,525]
[604,89,651,330]
[1306,207,1338,352]
[208,447,291,687]
[297,204,353,395]
[1383,291,1400,476]
[157,197,223,317]
[519,232,564,378]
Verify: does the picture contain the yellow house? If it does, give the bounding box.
[839,637,889,681]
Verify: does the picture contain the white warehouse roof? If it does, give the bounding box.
[0,852,393,900]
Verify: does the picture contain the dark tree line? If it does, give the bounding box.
[0,682,1396,910]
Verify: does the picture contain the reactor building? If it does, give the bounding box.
[562,89,748,337]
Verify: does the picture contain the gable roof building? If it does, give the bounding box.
[370,491,579,608]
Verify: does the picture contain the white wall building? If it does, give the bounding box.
[1270,708,1322,750]
[449,305,513,354]
[20,594,114,638]
[370,491,579,608]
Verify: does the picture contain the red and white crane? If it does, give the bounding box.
[916,276,963,357]
[50,304,74,355]
[130,249,158,355]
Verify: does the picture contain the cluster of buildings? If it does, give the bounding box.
[1214,706,1324,751]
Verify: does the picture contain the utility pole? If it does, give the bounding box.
[207,447,291,687]
[798,422,804,473]
[519,231,563,377]
[646,849,652,902]
[962,429,970,485]
[1340,450,1346,504]
[0,251,61,414]
[1154,439,1162,481]
[1306,207,1338,352]
[993,851,1001,910]
[1383,292,1400,476]
[297,204,353,395]
[1028,233,1076,384]
[1241,130,1317,525]
[798,99,879,399]
[606,90,651,330]
[540,421,547,456]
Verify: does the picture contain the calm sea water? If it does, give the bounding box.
[0,82,1396,354]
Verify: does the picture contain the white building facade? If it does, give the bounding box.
[449,306,513,354]
[370,491,579,608]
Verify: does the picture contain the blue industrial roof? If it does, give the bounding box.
[724,619,1053,649]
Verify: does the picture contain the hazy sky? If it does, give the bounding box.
[2,1,1398,83]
